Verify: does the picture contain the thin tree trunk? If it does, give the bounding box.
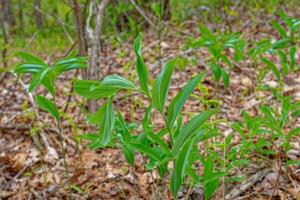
[88,0,109,80]
[1,0,14,33]
[72,0,87,77]
[0,9,9,83]
[3,0,14,25]
[86,0,109,113]
[34,0,43,28]
[0,8,8,68]
[163,0,170,20]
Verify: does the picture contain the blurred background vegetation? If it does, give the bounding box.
[0,0,300,60]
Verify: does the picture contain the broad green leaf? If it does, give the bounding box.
[170,138,195,198]
[79,74,135,98]
[174,115,183,139]
[186,166,201,184]
[152,59,177,112]
[14,61,55,95]
[220,54,232,67]
[272,38,290,50]
[41,76,55,96]
[250,40,272,57]
[67,50,78,58]
[292,20,300,32]
[278,50,288,75]
[133,33,150,95]
[157,128,169,138]
[54,57,86,66]
[122,144,135,165]
[203,157,225,200]
[88,138,103,149]
[288,127,300,138]
[261,58,281,81]
[53,57,87,75]
[116,111,130,141]
[74,80,118,99]
[272,21,287,38]
[199,25,216,42]
[233,47,244,62]
[16,52,45,64]
[292,109,300,118]
[79,133,98,141]
[167,73,205,129]
[222,70,229,88]
[223,36,242,48]
[173,109,218,156]
[290,46,296,71]
[211,63,222,81]
[151,2,161,17]
[29,67,51,92]
[100,100,115,146]
[15,63,47,74]
[142,105,152,131]
[147,131,170,153]
[95,74,136,90]
[88,101,115,146]
[75,75,135,99]
[260,106,276,125]
[157,162,168,178]
[129,143,161,161]
[35,95,60,122]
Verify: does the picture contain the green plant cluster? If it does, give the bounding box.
[12,11,300,200]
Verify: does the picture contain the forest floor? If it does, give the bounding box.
[1,7,300,200]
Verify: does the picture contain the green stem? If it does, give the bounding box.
[53,95,71,198]
[57,120,69,180]
[162,114,174,147]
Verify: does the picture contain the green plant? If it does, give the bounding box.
[250,11,299,82]
[232,93,300,166]
[14,51,87,193]
[187,25,246,88]
[74,33,220,198]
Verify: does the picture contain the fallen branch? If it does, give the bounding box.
[225,168,272,200]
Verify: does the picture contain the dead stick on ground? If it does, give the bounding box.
[268,154,282,200]
[225,168,272,200]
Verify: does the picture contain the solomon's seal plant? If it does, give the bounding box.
[74,33,219,198]
[14,51,87,194]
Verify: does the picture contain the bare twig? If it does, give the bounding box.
[72,0,87,57]
[150,48,208,69]
[129,0,157,29]
[12,72,59,159]
[28,4,73,44]
[225,168,272,199]
[268,155,282,200]
[86,0,109,113]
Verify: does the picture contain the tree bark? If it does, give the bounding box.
[34,0,43,28]
[163,0,170,20]
[0,10,9,83]
[72,0,86,56]
[71,0,88,78]
[1,0,14,33]
[2,0,14,25]
[86,0,109,113]
[88,0,109,80]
